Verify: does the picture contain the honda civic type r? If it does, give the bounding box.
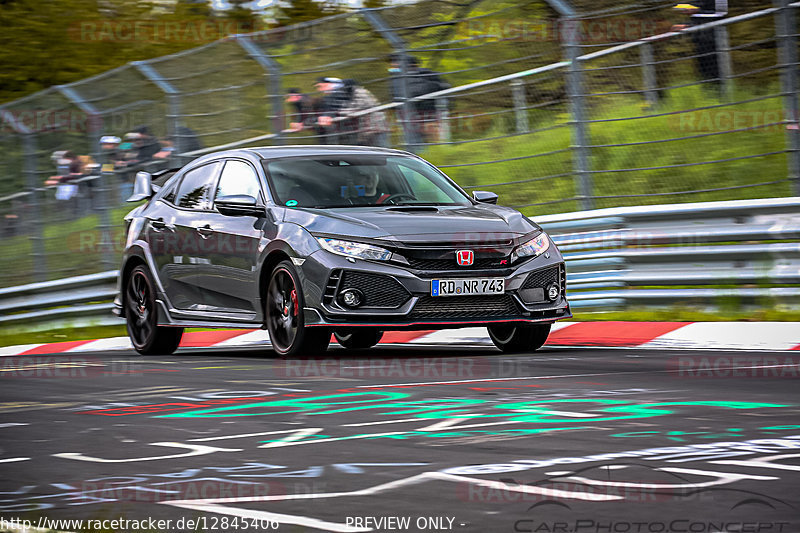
[114,146,571,356]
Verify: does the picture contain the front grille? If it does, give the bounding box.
[410,295,520,319]
[522,267,559,290]
[339,271,411,309]
[406,257,503,271]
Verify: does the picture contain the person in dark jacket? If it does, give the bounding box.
[672,2,728,90]
[313,77,350,144]
[387,54,449,148]
[285,88,315,133]
[123,126,162,167]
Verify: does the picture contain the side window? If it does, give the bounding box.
[174,162,220,210]
[215,160,262,202]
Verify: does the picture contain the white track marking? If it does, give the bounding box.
[712,453,800,472]
[189,428,324,442]
[642,322,800,351]
[259,428,324,448]
[67,337,132,352]
[160,470,620,532]
[53,442,242,463]
[0,344,43,356]
[213,330,271,347]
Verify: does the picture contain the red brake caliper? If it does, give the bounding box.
[290,289,299,316]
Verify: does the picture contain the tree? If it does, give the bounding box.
[0,0,263,104]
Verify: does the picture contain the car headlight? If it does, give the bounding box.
[317,237,393,261]
[511,233,550,263]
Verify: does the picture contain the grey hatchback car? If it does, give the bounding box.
[114,146,571,356]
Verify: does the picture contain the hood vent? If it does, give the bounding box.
[385,206,440,213]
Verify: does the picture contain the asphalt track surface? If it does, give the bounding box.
[1,342,799,533]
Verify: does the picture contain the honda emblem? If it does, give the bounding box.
[456,250,474,266]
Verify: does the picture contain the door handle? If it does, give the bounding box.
[196,224,213,238]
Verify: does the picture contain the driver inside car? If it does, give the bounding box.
[349,169,392,205]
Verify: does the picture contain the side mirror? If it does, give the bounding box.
[215,194,265,217]
[473,190,498,204]
[128,171,152,202]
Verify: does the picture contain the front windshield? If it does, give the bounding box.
[263,155,471,208]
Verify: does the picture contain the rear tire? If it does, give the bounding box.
[488,323,551,353]
[335,329,384,350]
[125,265,183,355]
[266,260,330,357]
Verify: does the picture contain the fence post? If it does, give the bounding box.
[511,79,530,134]
[774,0,800,196]
[436,98,451,143]
[236,35,284,146]
[22,132,47,282]
[1,110,49,281]
[563,17,593,210]
[131,61,185,163]
[361,8,416,152]
[640,42,658,108]
[714,25,734,100]
[56,85,116,272]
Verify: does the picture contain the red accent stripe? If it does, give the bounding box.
[546,321,692,347]
[179,329,256,347]
[19,340,96,355]
[790,344,800,351]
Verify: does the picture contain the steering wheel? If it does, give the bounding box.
[378,193,417,205]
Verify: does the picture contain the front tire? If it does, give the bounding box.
[266,260,330,357]
[125,265,183,355]
[335,329,384,350]
[488,323,551,353]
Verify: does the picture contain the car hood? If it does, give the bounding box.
[282,204,540,243]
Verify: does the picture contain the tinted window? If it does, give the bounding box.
[215,160,262,202]
[174,162,220,210]
[263,155,469,208]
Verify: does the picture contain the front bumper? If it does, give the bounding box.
[298,248,571,329]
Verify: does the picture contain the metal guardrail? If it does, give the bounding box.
[539,197,800,310]
[1,197,798,330]
[0,271,118,328]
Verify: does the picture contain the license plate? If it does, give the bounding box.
[431,278,505,297]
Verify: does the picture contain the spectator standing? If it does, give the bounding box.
[127,126,162,166]
[100,136,123,171]
[313,77,349,144]
[672,2,728,91]
[387,54,449,148]
[285,88,315,133]
[338,79,390,147]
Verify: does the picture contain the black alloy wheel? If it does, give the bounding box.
[266,260,330,357]
[125,265,183,355]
